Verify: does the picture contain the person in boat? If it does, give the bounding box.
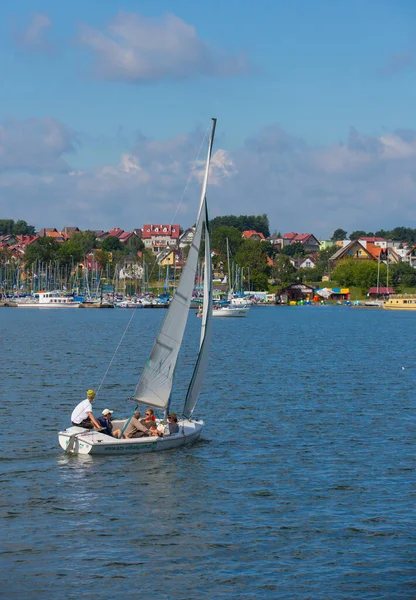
[98,409,122,439]
[141,408,156,429]
[71,390,102,430]
[123,410,151,439]
[166,412,180,434]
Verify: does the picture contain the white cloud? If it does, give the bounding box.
[15,13,54,52]
[77,11,248,82]
[1,119,416,237]
[0,118,76,173]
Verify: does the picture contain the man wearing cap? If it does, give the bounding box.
[71,390,101,430]
[98,409,121,438]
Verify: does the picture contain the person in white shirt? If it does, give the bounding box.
[71,390,101,429]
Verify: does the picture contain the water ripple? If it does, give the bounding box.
[1,307,415,599]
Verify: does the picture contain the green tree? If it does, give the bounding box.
[24,237,60,264]
[281,242,305,258]
[331,228,348,241]
[210,214,270,237]
[211,226,242,258]
[271,255,296,287]
[249,271,269,291]
[94,249,112,270]
[13,220,36,235]
[234,239,270,290]
[101,236,123,252]
[349,230,367,240]
[0,219,15,235]
[234,239,268,271]
[354,261,380,290]
[70,231,97,254]
[126,235,145,253]
[140,249,158,281]
[57,241,84,267]
[390,227,416,244]
[332,259,358,287]
[313,244,338,280]
[389,262,416,287]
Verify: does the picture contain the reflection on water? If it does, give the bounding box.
[1,307,415,599]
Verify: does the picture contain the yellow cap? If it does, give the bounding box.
[87,389,96,398]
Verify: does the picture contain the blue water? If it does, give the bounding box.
[1,306,415,599]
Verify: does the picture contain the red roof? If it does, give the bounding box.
[119,232,134,243]
[15,235,39,246]
[108,228,124,238]
[283,232,315,244]
[142,224,180,239]
[365,243,382,259]
[368,287,395,294]
[242,230,265,239]
[292,234,310,243]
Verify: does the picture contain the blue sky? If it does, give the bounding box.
[0,0,415,237]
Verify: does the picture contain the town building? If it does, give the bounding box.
[142,224,180,254]
[282,232,320,253]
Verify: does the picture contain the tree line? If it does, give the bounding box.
[331,227,416,244]
[210,214,270,237]
[0,219,36,236]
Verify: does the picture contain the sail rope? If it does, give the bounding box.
[170,124,210,225]
[94,308,137,399]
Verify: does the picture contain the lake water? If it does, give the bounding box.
[1,306,415,599]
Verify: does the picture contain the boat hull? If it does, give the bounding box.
[383,295,416,310]
[58,420,204,455]
[212,307,250,317]
[17,303,80,308]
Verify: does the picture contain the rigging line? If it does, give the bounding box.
[143,124,211,286]
[170,124,211,226]
[95,308,137,398]
[123,125,211,289]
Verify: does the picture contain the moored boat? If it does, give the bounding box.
[212,305,250,317]
[16,291,80,308]
[383,294,416,310]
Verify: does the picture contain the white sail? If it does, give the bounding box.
[134,119,217,410]
[183,206,213,419]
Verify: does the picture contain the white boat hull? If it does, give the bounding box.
[17,303,80,308]
[58,419,204,455]
[212,306,250,317]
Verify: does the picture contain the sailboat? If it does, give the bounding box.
[58,119,217,455]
